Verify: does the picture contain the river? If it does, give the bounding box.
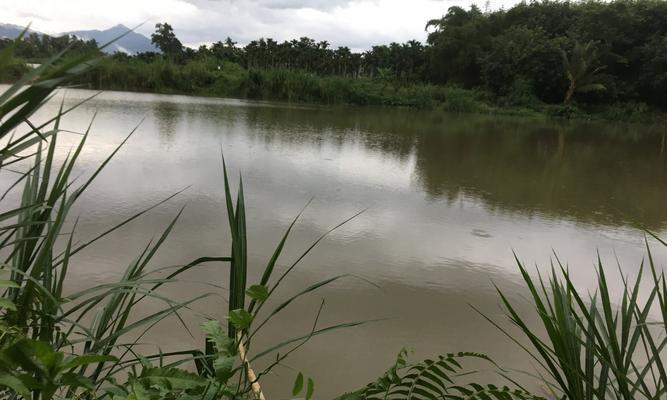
[8,88,667,398]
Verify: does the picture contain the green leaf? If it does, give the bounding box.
[201,320,235,355]
[576,83,606,93]
[292,372,304,396]
[0,280,19,288]
[0,373,31,398]
[130,379,151,400]
[0,298,17,311]
[139,367,208,390]
[61,372,94,390]
[227,309,254,330]
[213,355,236,382]
[63,354,118,370]
[246,284,269,302]
[306,377,315,400]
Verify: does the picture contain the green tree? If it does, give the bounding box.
[482,26,567,103]
[425,5,489,86]
[638,35,667,106]
[561,40,606,103]
[151,22,183,58]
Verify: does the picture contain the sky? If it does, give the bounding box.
[0,0,521,50]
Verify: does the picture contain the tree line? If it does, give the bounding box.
[3,0,666,110]
[0,32,99,60]
[145,24,428,82]
[146,0,667,108]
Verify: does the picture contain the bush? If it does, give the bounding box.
[0,59,29,82]
[443,86,487,113]
[546,103,581,119]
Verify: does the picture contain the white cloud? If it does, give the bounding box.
[0,0,521,50]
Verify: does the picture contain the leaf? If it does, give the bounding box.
[0,280,19,288]
[246,284,269,302]
[213,355,235,382]
[0,373,30,398]
[139,367,208,390]
[60,372,94,390]
[0,298,17,311]
[576,83,606,93]
[348,350,537,400]
[63,354,118,369]
[292,372,304,396]
[306,377,315,400]
[201,320,235,355]
[227,309,254,330]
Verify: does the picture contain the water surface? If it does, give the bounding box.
[6,89,667,397]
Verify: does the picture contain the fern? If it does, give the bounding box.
[339,350,544,400]
[445,384,542,400]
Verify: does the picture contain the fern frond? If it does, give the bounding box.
[346,350,542,400]
[445,383,544,400]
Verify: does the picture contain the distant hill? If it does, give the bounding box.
[64,24,158,54]
[0,23,42,39]
[1,23,158,55]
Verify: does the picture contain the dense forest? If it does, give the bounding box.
[3,0,667,117]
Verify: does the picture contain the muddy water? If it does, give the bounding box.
[6,89,666,398]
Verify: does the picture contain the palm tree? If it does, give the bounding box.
[561,40,607,103]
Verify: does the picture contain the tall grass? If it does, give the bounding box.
[476,246,667,400]
[80,57,506,110]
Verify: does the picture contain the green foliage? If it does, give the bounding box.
[0,56,29,83]
[151,23,183,58]
[426,5,487,87]
[561,40,607,103]
[228,309,254,331]
[245,285,269,303]
[638,35,667,107]
[292,372,304,396]
[6,1,667,115]
[482,26,567,103]
[290,372,315,400]
[31,1,656,118]
[341,348,542,400]
[483,244,667,400]
[105,364,233,400]
[0,32,100,63]
[441,86,488,113]
[0,335,116,400]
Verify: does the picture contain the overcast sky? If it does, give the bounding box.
[1,0,521,50]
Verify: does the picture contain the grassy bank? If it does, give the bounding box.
[77,57,667,123]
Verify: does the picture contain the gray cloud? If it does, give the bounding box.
[2,0,521,51]
[251,0,354,10]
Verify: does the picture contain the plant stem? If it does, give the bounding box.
[237,332,266,400]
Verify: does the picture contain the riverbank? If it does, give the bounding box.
[72,58,666,124]
[2,56,664,123]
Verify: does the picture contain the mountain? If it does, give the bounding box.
[1,23,157,54]
[0,23,42,39]
[64,24,158,54]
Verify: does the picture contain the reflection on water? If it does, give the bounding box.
[4,88,666,397]
[236,105,667,229]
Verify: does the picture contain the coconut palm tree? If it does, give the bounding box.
[561,40,607,103]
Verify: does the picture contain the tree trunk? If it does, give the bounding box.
[563,81,575,104]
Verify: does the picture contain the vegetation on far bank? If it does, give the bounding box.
[74,57,664,122]
[3,0,667,122]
